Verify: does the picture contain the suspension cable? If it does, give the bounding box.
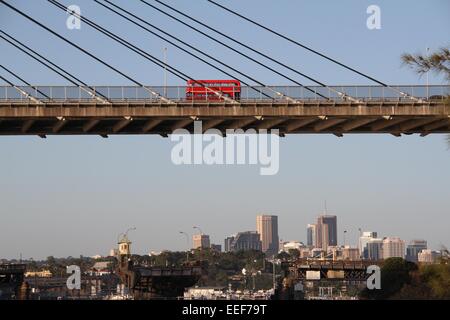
[0,73,43,104]
[147,0,358,101]
[140,0,333,100]
[96,0,281,101]
[206,0,422,102]
[48,0,238,104]
[0,64,51,99]
[0,30,109,103]
[0,0,174,104]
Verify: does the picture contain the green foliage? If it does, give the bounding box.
[360,258,450,300]
[401,47,450,80]
[360,258,417,300]
[402,46,450,146]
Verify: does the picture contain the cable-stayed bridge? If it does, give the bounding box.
[1,85,448,137]
[0,0,449,137]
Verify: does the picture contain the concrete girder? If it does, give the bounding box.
[201,119,225,132]
[285,118,318,132]
[21,120,35,133]
[227,118,257,129]
[83,119,101,133]
[256,118,287,130]
[422,118,450,131]
[341,118,377,131]
[170,119,193,131]
[142,119,163,133]
[370,118,408,131]
[314,118,346,132]
[112,117,133,133]
[52,119,68,133]
[399,118,445,132]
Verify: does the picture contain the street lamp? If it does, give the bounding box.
[192,226,203,235]
[179,231,190,262]
[343,230,347,247]
[426,47,430,98]
[163,47,168,96]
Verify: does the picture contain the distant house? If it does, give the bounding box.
[25,270,52,278]
[89,261,112,276]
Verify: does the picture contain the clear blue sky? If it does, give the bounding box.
[0,0,449,259]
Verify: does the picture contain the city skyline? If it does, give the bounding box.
[1,0,449,260]
[2,210,446,260]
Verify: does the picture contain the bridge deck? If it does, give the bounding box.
[0,85,448,136]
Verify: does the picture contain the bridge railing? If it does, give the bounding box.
[0,85,448,102]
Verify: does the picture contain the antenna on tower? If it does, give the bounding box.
[324,200,328,214]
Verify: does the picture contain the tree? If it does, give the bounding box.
[401,47,450,80]
[402,46,450,146]
[360,258,417,300]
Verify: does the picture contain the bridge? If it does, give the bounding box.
[0,85,448,137]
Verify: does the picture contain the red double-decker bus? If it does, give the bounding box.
[186,80,241,100]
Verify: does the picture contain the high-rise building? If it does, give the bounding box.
[192,234,210,249]
[382,237,405,259]
[256,215,279,257]
[316,215,337,250]
[306,224,316,247]
[224,236,235,253]
[228,231,262,252]
[359,231,378,259]
[418,249,441,264]
[342,246,360,261]
[367,238,383,260]
[406,240,427,262]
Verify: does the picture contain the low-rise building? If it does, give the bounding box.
[418,249,441,264]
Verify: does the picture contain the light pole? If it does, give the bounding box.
[193,226,203,235]
[179,231,190,262]
[163,47,168,96]
[426,47,430,99]
[343,230,347,247]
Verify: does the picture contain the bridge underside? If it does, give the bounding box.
[0,101,449,136]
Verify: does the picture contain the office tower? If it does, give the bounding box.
[229,231,262,252]
[256,215,279,256]
[307,224,317,247]
[316,215,337,250]
[224,236,235,253]
[382,237,405,259]
[359,231,378,259]
[192,234,210,249]
[406,240,427,262]
[367,238,383,260]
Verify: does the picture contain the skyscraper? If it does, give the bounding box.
[367,238,383,260]
[228,231,262,252]
[306,224,317,247]
[224,236,235,253]
[192,234,210,249]
[382,237,405,259]
[359,231,378,259]
[316,215,337,250]
[406,240,427,262]
[256,215,279,257]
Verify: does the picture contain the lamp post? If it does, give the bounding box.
[426,47,430,99]
[179,231,190,262]
[343,230,347,247]
[163,47,168,96]
[193,226,203,235]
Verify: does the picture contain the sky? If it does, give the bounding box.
[0,0,449,259]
